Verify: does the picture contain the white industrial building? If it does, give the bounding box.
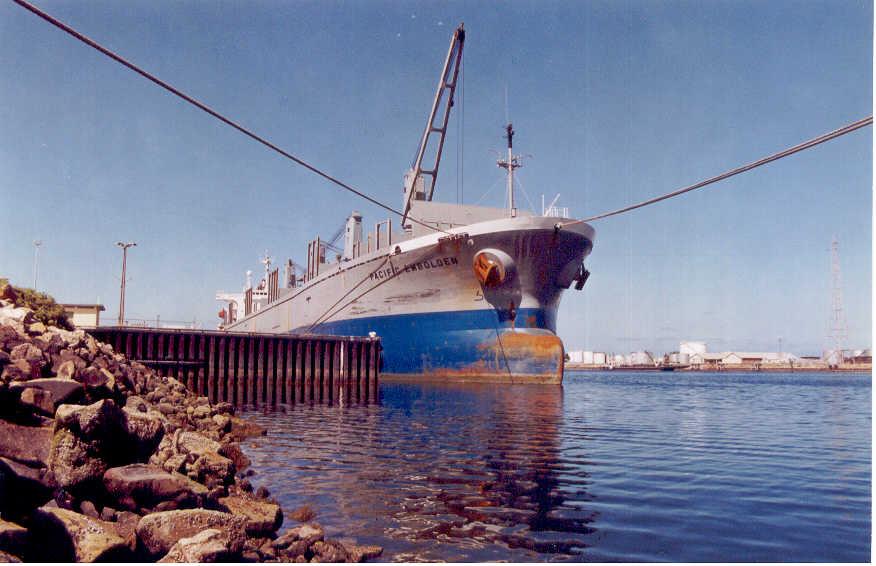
[690,351,801,367]
[566,350,608,366]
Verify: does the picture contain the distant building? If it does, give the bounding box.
[690,351,804,368]
[568,350,584,363]
[61,304,105,328]
[566,351,604,365]
[628,351,655,365]
[690,352,732,368]
[851,349,872,364]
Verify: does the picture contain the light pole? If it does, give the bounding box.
[116,241,136,326]
[32,240,42,289]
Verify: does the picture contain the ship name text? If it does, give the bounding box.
[369,256,459,281]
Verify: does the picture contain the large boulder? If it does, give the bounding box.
[0,457,55,515]
[0,519,27,558]
[17,387,54,416]
[49,398,150,489]
[30,506,130,562]
[157,528,242,563]
[0,326,23,352]
[103,464,207,512]
[9,343,44,378]
[32,329,61,349]
[310,539,350,563]
[135,509,247,557]
[121,402,166,462]
[270,523,325,561]
[156,431,236,485]
[78,366,116,392]
[25,322,47,336]
[10,378,83,408]
[1,360,33,382]
[51,351,86,377]
[0,421,52,467]
[54,399,124,441]
[273,523,324,549]
[177,431,221,456]
[218,495,282,535]
[48,428,108,489]
[190,451,235,485]
[346,544,384,563]
[227,416,266,441]
[218,442,250,472]
[0,283,18,304]
[0,306,32,326]
[111,511,141,553]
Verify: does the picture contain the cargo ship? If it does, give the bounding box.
[216,25,595,383]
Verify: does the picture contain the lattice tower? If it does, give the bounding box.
[828,237,849,360]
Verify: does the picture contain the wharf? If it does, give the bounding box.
[565,363,872,373]
[88,326,380,406]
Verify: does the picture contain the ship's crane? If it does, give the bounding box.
[401,23,466,230]
[322,221,347,254]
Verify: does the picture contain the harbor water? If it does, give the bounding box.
[239,371,871,562]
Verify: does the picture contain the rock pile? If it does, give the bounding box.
[0,285,382,563]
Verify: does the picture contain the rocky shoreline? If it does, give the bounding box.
[0,285,382,563]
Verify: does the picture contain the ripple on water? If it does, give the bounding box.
[239,372,871,562]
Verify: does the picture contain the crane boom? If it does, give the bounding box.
[401,23,466,229]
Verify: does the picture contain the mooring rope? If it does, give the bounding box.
[12,0,450,235]
[559,115,872,227]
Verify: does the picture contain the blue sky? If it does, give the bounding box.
[0,0,871,356]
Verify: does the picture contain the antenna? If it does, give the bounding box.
[32,239,42,289]
[496,123,521,216]
[828,237,849,363]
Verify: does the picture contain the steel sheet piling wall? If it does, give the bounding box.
[87,327,380,406]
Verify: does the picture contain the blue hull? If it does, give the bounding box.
[294,307,565,383]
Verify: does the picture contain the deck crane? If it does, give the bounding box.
[401,23,466,231]
[322,221,347,254]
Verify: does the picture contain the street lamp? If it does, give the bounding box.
[116,241,136,326]
[32,240,42,289]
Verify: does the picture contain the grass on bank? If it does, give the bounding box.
[0,277,73,330]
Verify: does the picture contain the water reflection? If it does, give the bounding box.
[240,382,594,561]
[240,372,872,562]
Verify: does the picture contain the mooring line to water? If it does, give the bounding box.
[560,115,873,226]
[12,0,451,235]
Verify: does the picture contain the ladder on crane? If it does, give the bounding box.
[401,23,466,230]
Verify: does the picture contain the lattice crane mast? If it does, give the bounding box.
[401,23,466,230]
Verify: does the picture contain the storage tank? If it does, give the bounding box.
[581,351,595,365]
[677,353,690,365]
[680,341,707,356]
[593,352,606,365]
[630,351,653,365]
[568,350,584,363]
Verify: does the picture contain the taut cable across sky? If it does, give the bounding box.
[559,115,872,227]
[10,0,450,235]
[12,0,871,231]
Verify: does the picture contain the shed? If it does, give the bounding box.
[61,304,105,328]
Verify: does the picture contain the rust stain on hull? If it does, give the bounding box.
[383,371,563,385]
[384,331,565,384]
